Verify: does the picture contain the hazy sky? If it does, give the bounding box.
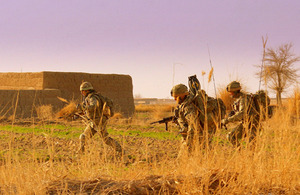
[1,0,299,98]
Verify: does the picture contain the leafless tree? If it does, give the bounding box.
[259,43,299,105]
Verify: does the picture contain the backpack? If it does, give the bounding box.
[188,75,226,127]
[250,90,271,120]
[189,91,226,129]
[92,93,114,117]
[207,96,226,120]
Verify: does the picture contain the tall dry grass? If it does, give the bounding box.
[134,104,176,122]
[288,86,300,118]
[0,97,299,193]
[135,104,175,114]
[218,87,234,110]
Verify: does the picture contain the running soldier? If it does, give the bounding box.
[77,82,123,156]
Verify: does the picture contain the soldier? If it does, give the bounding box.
[77,81,123,156]
[221,81,260,146]
[171,84,207,157]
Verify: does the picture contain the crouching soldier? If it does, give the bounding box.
[221,81,260,146]
[171,84,206,157]
[77,81,124,156]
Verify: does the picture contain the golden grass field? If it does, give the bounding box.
[0,92,299,194]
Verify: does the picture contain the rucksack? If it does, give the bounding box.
[188,91,226,129]
[207,96,226,120]
[188,75,226,126]
[92,93,114,117]
[250,90,271,120]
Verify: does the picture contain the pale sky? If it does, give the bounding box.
[1,0,299,98]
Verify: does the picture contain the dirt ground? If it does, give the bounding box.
[0,118,184,194]
[0,118,180,162]
[0,118,298,194]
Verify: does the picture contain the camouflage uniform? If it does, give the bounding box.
[223,82,260,145]
[199,90,226,135]
[176,95,203,153]
[78,82,122,154]
[171,84,212,157]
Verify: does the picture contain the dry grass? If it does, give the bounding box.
[135,104,175,113]
[135,104,176,121]
[111,112,124,119]
[0,96,299,194]
[55,101,77,120]
[288,86,300,117]
[36,105,53,120]
[218,87,234,110]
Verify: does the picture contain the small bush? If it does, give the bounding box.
[55,101,77,120]
[36,105,53,120]
[218,88,233,111]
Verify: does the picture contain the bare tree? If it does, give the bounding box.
[259,43,299,105]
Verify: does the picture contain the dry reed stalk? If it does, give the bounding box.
[0,101,12,120]
[208,67,213,83]
[11,90,20,125]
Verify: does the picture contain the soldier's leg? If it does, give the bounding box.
[176,139,188,161]
[186,128,195,154]
[98,120,123,155]
[227,123,244,146]
[207,126,216,146]
[248,121,260,144]
[78,123,97,153]
[199,126,214,149]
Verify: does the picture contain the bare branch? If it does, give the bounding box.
[256,42,300,105]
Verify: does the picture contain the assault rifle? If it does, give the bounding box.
[150,116,177,131]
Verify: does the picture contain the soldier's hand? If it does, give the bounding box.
[221,119,228,129]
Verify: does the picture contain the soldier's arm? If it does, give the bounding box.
[181,103,202,132]
[86,96,100,112]
[184,104,199,122]
[177,115,188,132]
[176,105,189,135]
[227,97,246,123]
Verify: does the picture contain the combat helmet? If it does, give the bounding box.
[171,84,189,96]
[80,82,94,91]
[226,81,241,92]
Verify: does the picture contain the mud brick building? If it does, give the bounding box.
[0,72,135,118]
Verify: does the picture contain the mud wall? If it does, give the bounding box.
[0,72,44,90]
[0,89,63,118]
[0,72,135,118]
